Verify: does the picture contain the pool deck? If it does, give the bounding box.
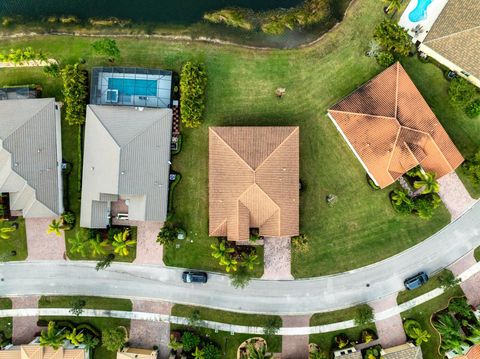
[399,0,449,43]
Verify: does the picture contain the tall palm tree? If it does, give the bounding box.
[414,172,440,194]
[68,232,88,257]
[89,234,109,257]
[241,251,259,271]
[47,219,64,236]
[40,321,65,350]
[112,229,136,257]
[210,240,234,264]
[65,328,84,346]
[383,0,402,13]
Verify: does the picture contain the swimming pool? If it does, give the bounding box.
[108,78,158,97]
[409,0,432,22]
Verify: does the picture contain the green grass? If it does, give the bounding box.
[0,298,12,340]
[38,296,132,311]
[0,0,469,277]
[396,269,449,304]
[309,324,376,354]
[171,304,281,327]
[310,305,370,326]
[400,286,464,359]
[0,218,27,261]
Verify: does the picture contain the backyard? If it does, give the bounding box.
[0,0,477,276]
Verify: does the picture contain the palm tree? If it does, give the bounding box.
[68,232,88,257]
[220,255,238,272]
[383,0,402,13]
[65,328,84,346]
[414,172,440,194]
[0,222,16,240]
[410,327,431,345]
[192,347,205,359]
[241,251,259,271]
[246,342,271,359]
[40,321,65,350]
[89,235,109,257]
[210,240,234,264]
[112,229,136,257]
[391,189,411,205]
[47,219,64,236]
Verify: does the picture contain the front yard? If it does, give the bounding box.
[0,218,27,261]
[0,0,477,276]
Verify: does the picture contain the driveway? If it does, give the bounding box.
[12,296,42,345]
[262,237,293,280]
[438,172,477,220]
[281,315,310,359]
[133,221,164,265]
[369,294,406,348]
[449,251,480,307]
[25,218,66,260]
[2,202,480,314]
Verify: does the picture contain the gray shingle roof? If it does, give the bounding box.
[0,98,63,217]
[80,105,172,228]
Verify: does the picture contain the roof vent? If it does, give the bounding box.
[91,167,95,171]
[121,171,126,175]
[37,148,42,153]
[13,162,19,167]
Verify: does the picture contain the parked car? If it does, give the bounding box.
[404,272,429,290]
[182,271,208,284]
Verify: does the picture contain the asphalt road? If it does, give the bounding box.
[1,202,479,315]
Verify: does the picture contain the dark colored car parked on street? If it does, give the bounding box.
[182,271,208,284]
[404,272,429,290]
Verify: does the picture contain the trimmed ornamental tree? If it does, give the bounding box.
[180,62,207,128]
[61,63,88,125]
[91,38,120,62]
[373,19,411,57]
[101,326,126,352]
[448,78,477,108]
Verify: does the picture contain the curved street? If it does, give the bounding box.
[0,201,479,315]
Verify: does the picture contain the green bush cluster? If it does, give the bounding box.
[156,222,185,246]
[372,19,411,67]
[61,63,88,125]
[180,62,207,128]
[204,0,331,35]
[462,150,480,184]
[211,239,259,273]
[403,319,431,346]
[466,99,480,118]
[0,47,46,64]
[172,331,221,359]
[448,78,478,109]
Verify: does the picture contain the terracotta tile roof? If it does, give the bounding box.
[209,127,299,241]
[328,62,463,188]
[458,345,480,359]
[423,0,480,80]
[0,346,85,359]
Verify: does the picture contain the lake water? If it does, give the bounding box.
[0,0,305,24]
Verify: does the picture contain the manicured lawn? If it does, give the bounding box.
[0,0,469,277]
[0,218,27,261]
[0,298,13,340]
[171,304,281,327]
[309,324,376,354]
[38,296,132,311]
[396,269,450,305]
[400,286,464,359]
[310,305,370,326]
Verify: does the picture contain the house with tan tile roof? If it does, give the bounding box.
[0,345,86,359]
[328,62,463,189]
[418,0,480,88]
[209,127,299,242]
[117,347,157,358]
[452,344,480,359]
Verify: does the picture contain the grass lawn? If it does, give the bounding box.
[400,286,464,359]
[396,269,450,305]
[0,218,27,261]
[310,305,370,326]
[38,296,132,311]
[0,0,472,277]
[0,298,12,340]
[309,324,376,354]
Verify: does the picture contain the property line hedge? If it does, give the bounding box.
[61,63,88,126]
[180,62,207,129]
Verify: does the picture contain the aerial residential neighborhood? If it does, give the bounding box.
[0,0,479,359]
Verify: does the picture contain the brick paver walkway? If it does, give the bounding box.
[281,315,311,359]
[438,172,477,221]
[12,296,42,345]
[449,251,480,307]
[262,237,293,280]
[25,218,66,260]
[129,300,173,359]
[133,221,164,265]
[369,294,406,348]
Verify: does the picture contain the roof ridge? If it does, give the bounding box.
[123,109,172,148]
[328,110,398,122]
[422,133,454,172]
[395,63,400,119]
[399,125,429,136]
[425,24,480,44]
[255,127,299,173]
[385,127,402,182]
[88,105,121,148]
[210,129,255,172]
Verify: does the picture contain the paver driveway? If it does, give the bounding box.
[370,294,406,348]
[133,221,164,265]
[449,251,480,307]
[438,172,477,221]
[26,218,66,260]
[262,237,293,280]
[12,296,42,345]
[281,315,310,359]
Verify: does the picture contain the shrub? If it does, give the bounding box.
[439,270,460,289]
[412,193,441,220]
[366,174,380,190]
[101,327,126,352]
[0,47,46,65]
[361,329,376,343]
[61,211,76,228]
[448,297,474,320]
[263,317,282,335]
[180,62,207,128]
[156,223,177,246]
[373,19,411,57]
[466,100,480,118]
[291,233,309,253]
[403,319,421,337]
[448,78,477,108]
[230,266,253,289]
[354,306,374,326]
[44,63,60,78]
[203,343,221,359]
[61,63,87,125]
[204,8,253,30]
[375,51,395,67]
[463,150,480,184]
[181,331,200,353]
[91,38,120,62]
[334,334,350,349]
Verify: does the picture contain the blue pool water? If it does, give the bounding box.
[108,78,157,96]
[409,0,432,22]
